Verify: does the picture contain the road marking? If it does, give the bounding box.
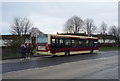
[98,52,107,53]
[2,57,42,64]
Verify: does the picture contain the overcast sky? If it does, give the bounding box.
[1,2,118,35]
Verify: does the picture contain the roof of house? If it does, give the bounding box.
[1,34,30,40]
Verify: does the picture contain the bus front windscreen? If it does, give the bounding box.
[37,34,48,43]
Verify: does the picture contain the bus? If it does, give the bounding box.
[36,34,99,56]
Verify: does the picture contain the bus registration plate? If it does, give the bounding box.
[38,46,45,50]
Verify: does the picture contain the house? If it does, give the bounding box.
[1,34,33,55]
[1,35,31,46]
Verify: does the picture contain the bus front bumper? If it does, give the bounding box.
[36,51,53,55]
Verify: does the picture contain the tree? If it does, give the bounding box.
[108,25,118,37]
[11,17,33,35]
[64,16,84,33]
[108,25,118,44]
[84,18,97,36]
[100,22,108,43]
[100,22,108,35]
[30,27,43,37]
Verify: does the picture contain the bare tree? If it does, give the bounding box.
[30,27,43,37]
[84,18,97,36]
[108,25,118,44]
[108,25,118,36]
[11,17,33,35]
[64,16,84,33]
[99,22,108,43]
[11,17,22,35]
[23,18,33,34]
[100,22,108,35]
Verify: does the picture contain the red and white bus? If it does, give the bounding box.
[36,34,99,56]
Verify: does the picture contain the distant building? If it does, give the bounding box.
[1,35,31,46]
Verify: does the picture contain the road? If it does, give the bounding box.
[2,51,118,79]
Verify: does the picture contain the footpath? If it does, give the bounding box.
[2,57,42,64]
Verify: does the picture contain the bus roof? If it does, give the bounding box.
[49,34,98,40]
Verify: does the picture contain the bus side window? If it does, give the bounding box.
[52,38,59,47]
[59,39,64,48]
[94,40,98,47]
[55,38,59,47]
[51,39,55,47]
[75,39,79,47]
[64,39,71,47]
[89,40,95,47]
[80,39,88,47]
[71,39,75,47]
[78,39,82,47]
[82,40,86,47]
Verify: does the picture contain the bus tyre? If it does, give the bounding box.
[51,55,56,57]
[65,51,70,56]
[90,50,93,54]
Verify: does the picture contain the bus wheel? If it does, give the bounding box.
[65,51,70,56]
[90,50,93,54]
[51,55,56,57]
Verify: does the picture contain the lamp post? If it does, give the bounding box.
[20,34,23,44]
[30,32,32,44]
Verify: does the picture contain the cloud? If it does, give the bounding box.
[1,13,67,35]
[28,13,66,34]
[2,2,118,35]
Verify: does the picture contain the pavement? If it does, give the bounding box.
[1,51,119,79]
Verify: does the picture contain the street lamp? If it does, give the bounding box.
[20,33,23,44]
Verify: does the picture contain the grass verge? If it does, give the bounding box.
[99,46,118,51]
[2,53,20,60]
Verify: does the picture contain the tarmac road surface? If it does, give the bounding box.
[2,51,119,79]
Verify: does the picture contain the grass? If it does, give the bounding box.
[99,46,118,51]
[2,53,39,60]
[2,53,20,60]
